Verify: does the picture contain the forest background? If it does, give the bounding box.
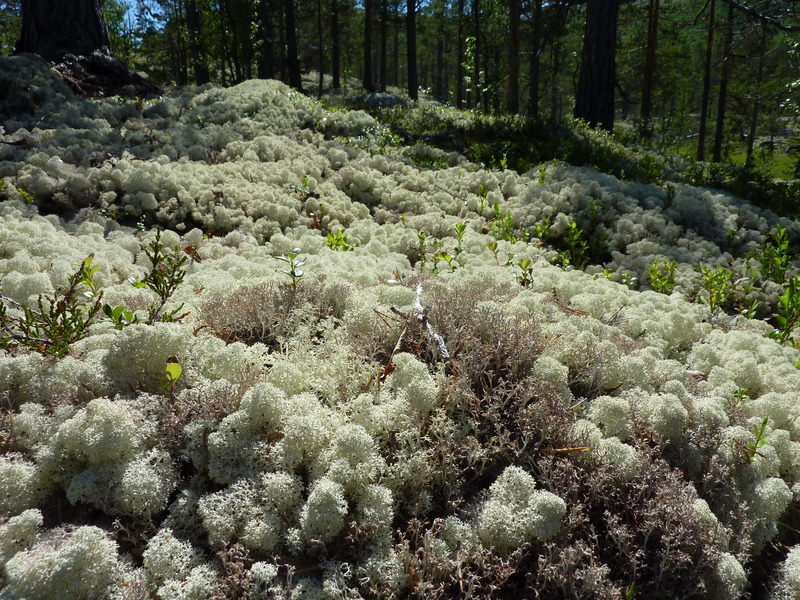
[2,0,800,186]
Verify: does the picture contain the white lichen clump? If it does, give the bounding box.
[477,466,566,552]
[4,526,119,600]
[769,545,800,600]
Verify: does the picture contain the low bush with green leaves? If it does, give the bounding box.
[771,276,800,345]
[646,259,676,294]
[0,256,102,358]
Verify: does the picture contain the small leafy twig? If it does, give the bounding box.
[453,222,467,261]
[131,230,188,324]
[486,240,500,265]
[516,257,534,287]
[326,230,354,252]
[102,304,139,330]
[697,266,735,314]
[276,248,305,291]
[748,417,770,462]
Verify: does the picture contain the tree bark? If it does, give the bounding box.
[436,38,447,101]
[697,0,716,161]
[527,0,542,119]
[640,0,659,137]
[456,0,465,108]
[257,0,275,79]
[432,0,445,100]
[186,0,210,84]
[407,0,418,99]
[331,0,340,88]
[472,0,481,109]
[746,23,767,168]
[277,0,286,80]
[18,0,110,61]
[17,0,157,98]
[284,0,302,90]
[713,2,735,162]
[364,0,375,91]
[506,0,520,114]
[317,0,324,96]
[380,0,388,91]
[574,0,620,131]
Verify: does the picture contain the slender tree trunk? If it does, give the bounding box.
[472,0,481,109]
[574,0,620,131]
[331,0,340,88]
[380,0,388,91]
[527,0,542,118]
[506,0,520,114]
[640,0,659,137]
[185,0,210,84]
[393,9,399,86]
[697,0,716,161]
[317,0,324,95]
[435,38,445,101]
[223,0,244,83]
[712,2,734,162]
[285,0,302,90]
[257,0,275,79]
[407,0,418,99]
[364,0,375,91]
[277,0,286,80]
[551,35,564,122]
[746,23,767,168]
[168,0,188,85]
[239,0,254,80]
[456,0,464,108]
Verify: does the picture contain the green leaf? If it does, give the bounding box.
[165,362,182,383]
[626,582,635,600]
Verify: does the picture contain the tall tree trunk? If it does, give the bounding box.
[257,0,275,79]
[407,0,418,99]
[746,23,767,168]
[472,0,481,109]
[18,0,110,61]
[550,36,561,122]
[17,0,158,96]
[380,0,388,91]
[285,0,302,90]
[393,9,399,86]
[185,0,210,84]
[574,0,620,131]
[317,0,324,96]
[364,0,375,91]
[240,0,254,80]
[167,1,188,85]
[697,0,716,161]
[331,0,340,88]
[433,1,445,100]
[277,0,286,80]
[435,38,445,101]
[527,0,542,118]
[506,0,520,114]
[640,0,659,138]
[223,0,244,83]
[456,0,465,108]
[713,2,734,162]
